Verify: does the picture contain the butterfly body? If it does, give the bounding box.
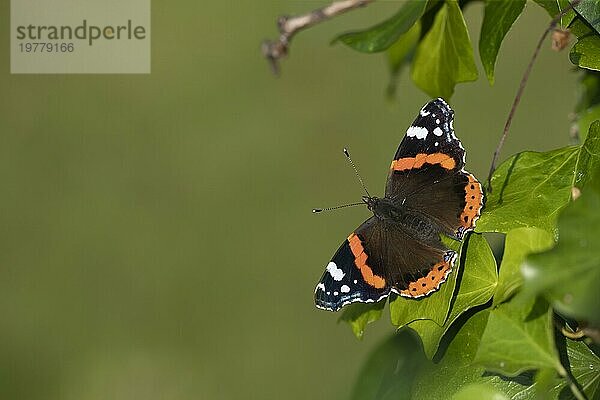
[364,196,443,243]
[314,98,484,312]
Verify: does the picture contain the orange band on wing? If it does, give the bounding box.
[459,174,483,230]
[390,153,456,172]
[398,258,453,297]
[347,233,386,289]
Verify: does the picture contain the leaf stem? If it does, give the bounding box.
[486,0,582,191]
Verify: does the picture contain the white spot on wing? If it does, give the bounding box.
[326,261,345,281]
[419,108,430,116]
[407,126,428,139]
[315,283,326,293]
[433,127,444,136]
[353,280,357,284]
[436,119,440,124]
[341,285,350,293]
[334,291,339,296]
[434,142,439,146]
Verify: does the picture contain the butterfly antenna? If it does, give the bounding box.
[343,147,371,198]
[312,202,364,214]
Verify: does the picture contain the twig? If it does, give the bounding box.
[487,0,581,191]
[261,0,375,75]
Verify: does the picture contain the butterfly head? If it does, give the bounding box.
[362,195,379,211]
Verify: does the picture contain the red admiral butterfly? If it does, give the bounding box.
[315,98,484,312]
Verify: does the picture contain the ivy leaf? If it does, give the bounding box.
[476,121,600,234]
[476,147,576,234]
[566,339,600,397]
[338,300,385,339]
[575,71,600,113]
[411,310,536,399]
[386,21,421,99]
[479,0,526,85]
[411,311,493,399]
[494,228,554,306]
[570,17,600,71]
[332,0,427,53]
[451,384,510,400]
[533,0,561,16]
[389,237,461,328]
[474,296,562,376]
[526,341,600,399]
[522,173,600,326]
[353,309,572,399]
[407,234,497,359]
[573,0,600,35]
[576,104,600,142]
[532,368,566,399]
[350,329,425,400]
[575,120,600,189]
[533,0,576,27]
[571,35,600,72]
[411,0,478,99]
[574,71,600,141]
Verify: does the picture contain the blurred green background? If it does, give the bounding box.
[0,2,579,399]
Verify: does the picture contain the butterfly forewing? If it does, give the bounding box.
[386,98,483,239]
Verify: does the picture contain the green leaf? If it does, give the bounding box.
[411,310,492,399]
[333,0,427,53]
[566,339,600,398]
[389,236,462,328]
[575,120,600,189]
[574,0,600,35]
[533,368,566,399]
[575,71,600,113]
[574,71,600,141]
[410,0,478,99]
[408,234,497,359]
[522,174,600,326]
[353,309,568,399]
[575,104,600,142]
[533,0,576,27]
[474,296,562,376]
[479,0,526,85]
[494,228,554,305]
[570,17,600,71]
[476,121,600,234]
[386,21,421,99]
[571,35,600,72]
[411,310,537,399]
[533,0,560,16]
[350,329,425,400]
[477,147,576,234]
[338,300,385,339]
[452,383,510,400]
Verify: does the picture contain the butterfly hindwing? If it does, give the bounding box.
[355,217,458,298]
[315,215,458,311]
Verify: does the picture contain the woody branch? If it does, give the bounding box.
[261,0,375,75]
